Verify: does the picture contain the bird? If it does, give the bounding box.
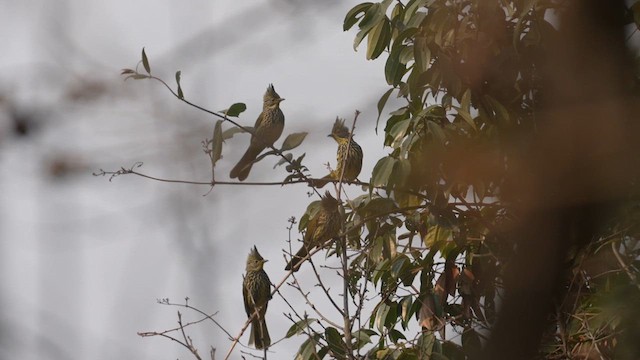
[285,191,341,272]
[312,117,363,188]
[230,84,285,181]
[242,246,272,350]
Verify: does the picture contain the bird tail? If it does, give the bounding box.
[311,173,334,189]
[230,144,263,181]
[249,317,270,350]
[285,246,310,272]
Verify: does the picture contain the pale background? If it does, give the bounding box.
[0,0,402,359]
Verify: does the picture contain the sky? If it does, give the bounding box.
[0,0,401,359]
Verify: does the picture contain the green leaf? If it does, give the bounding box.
[456,109,476,130]
[274,153,293,168]
[460,88,471,111]
[366,18,391,60]
[391,158,411,188]
[374,302,391,333]
[390,254,410,280]
[399,45,414,64]
[426,120,446,145]
[376,88,395,133]
[343,2,373,31]
[513,0,538,50]
[141,47,151,74]
[297,335,320,360]
[352,329,377,349]
[417,331,435,358]
[423,225,452,248]
[414,36,430,73]
[175,71,184,99]
[371,156,397,187]
[442,341,465,360]
[325,327,347,359]
[385,42,407,86]
[403,0,431,24]
[220,103,246,118]
[222,126,249,140]
[389,118,411,147]
[353,3,385,51]
[483,95,509,124]
[401,296,413,326]
[462,329,482,355]
[389,329,406,344]
[124,74,149,81]
[211,120,223,168]
[280,132,308,151]
[286,318,317,338]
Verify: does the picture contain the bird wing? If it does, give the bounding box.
[242,280,252,317]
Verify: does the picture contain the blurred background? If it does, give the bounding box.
[0,0,397,358]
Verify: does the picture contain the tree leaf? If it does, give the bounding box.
[462,328,482,355]
[418,293,436,330]
[374,302,391,333]
[325,327,347,359]
[220,103,246,118]
[343,2,373,31]
[426,120,446,145]
[388,119,411,147]
[297,335,320,360]
[175,71,184,99]
[385,42,408,86]
[141,47,151,74]
[417,331,435,358]
[353,3,385,51]
[222,126,249,140]
[400,296,413,327]
[376,87,395,133]
[366,18,391,60]
[280,132,308,151]
[274,153,293,168]
[352,329,376,349]
[460,88,471,112]
[286,318,317,338]
[371,156,397,187]
[211,120,223,168]
[456,109,476,130]
[423,225,452,248]
[484,95,509,124]
[389,328,406,344]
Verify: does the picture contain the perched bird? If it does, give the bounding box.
[313,117,363,188]
[230,84,285,181]
[242,246,272,349]
[285,192,341,272]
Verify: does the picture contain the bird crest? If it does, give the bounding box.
[331,117,351,139]
[321,191,339,208]
[264,84,282,102]
[249,246,265,261]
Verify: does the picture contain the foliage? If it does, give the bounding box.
[112,1,640,359]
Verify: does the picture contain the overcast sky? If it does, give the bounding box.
[0,0,403,359]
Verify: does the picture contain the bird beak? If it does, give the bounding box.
[278,98,285,102]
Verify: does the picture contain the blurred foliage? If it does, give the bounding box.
[289,1,640,359]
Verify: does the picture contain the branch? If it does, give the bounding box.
[336,110,360,359]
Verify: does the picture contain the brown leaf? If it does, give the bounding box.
[445,257,460,296]
[458,268,475,296]
[418,294,436,330]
